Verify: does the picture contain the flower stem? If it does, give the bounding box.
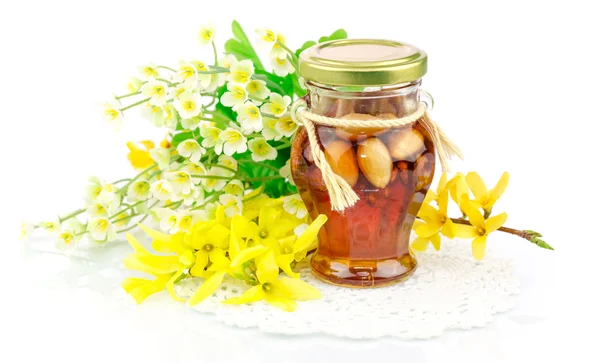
[117,163,157,193]
[249,95,268,103]
[275,143,291,150]
[211,41,218,65]
[112,178,131,184]
[158,65,177,72]
[115,91,141,100]
[120,97,151,112]
[109,199,147,220]
[238,159,280,173]
[204,163,237,174]
[59,209,85,223]
[449,218,554,250]
[190,193,220,211]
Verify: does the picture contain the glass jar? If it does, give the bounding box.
[290,39,435,287]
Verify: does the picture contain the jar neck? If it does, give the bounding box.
[305,80,422,118]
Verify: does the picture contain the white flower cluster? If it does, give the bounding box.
[29,24,304,252]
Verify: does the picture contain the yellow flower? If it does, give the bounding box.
[122,275,172,304]
[223,249,321,312]
[187,219,231,277]
[455,202,508,260]
[273,214,327,278]
[126,140,156,169]
[411,220,441,252]
[447,173,470,214]
[122,228,194,303]
[415,189,456,238]
[246,206,297,250]
[423,172,448,206]
[187,215,268,306]
[466,171,510,213]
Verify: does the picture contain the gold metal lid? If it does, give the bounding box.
[298,39,427,87]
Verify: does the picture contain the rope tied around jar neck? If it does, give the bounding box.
[290,98,464,212]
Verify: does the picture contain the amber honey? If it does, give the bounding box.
[291,88,435,287]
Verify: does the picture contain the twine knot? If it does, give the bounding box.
[291,98,463,212]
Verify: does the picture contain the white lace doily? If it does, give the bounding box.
[175,243,520,340]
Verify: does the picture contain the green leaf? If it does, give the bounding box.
[171,131,194,147]
[318,29,347,43]
[294,29,347,57]
[255,70,293,97]
[225,20,264,70]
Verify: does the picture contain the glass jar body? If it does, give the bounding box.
[290,81,436,287]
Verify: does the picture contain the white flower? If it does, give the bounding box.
[246,79,271,105]
[153,208,179,233]
[218,154,238,175]
[96,187,121,213]
[84,177,117,204]
[294,223,309,237]
[228,60,254,85]
[269,33,288,60]
[248,138,277,162]
[55,229,81,253]
[19,221,35,241]
[177,210,205,232]
[169,84,192,100]
[219,54,238,69]
[141,80,169,106]
[173,91,202,119]
[198,24,215,45]
[39,218,61,235]
[224,180,244,197]
[141,103,166,127]
[175,61,198,89]
[165,171,193,195]
[88,217,117,242]
[260,93,291,117]
[126,77,143,93]
[203,202,221,221]
[149,147,171,170]
[275,113,299,137]
[127,181,151,202]
[181,116,205,130]
[150,179,174,200]
[112,211,131,228]
[179,186,204,206]
[176,139,206,163]
[236,101,262,133]
[218,127,248,156]
[199,126,222,148]
[255,28,278,49]
[220,82,248,109]
[283,195,308,219]
[219,194,243,217]
[102,102,123,130]
[182,161,208,183]
[279,159,295,186]
[87,203,109,217]
[162,104,179,129]
[205,72,227,93]
[261,117,283,141]
[190,60,212,89]
[202,167,227,192]
[270,54,295,77]
[138,63,159,80]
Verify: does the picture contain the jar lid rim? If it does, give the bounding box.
[298,39,427,87]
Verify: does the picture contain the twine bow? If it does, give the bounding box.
[290,98,463,212]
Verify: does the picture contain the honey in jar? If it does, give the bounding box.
[290,39,435,287]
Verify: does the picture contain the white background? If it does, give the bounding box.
[1,0,598,362]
